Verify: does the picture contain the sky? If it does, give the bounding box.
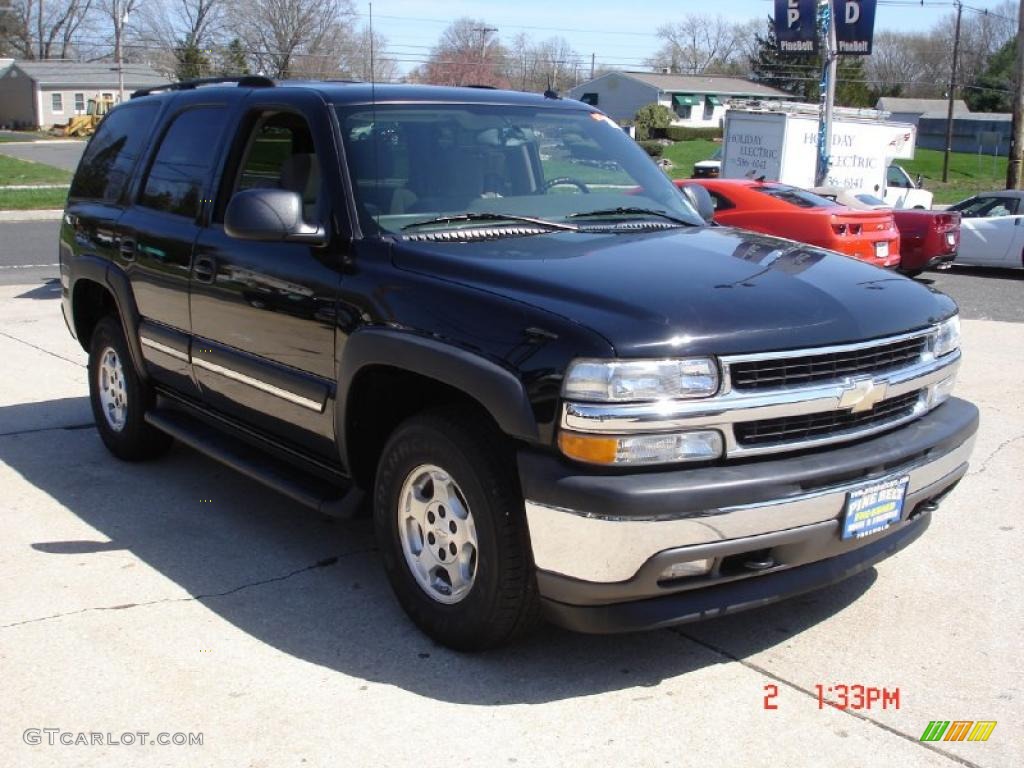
[361,0,1016,75]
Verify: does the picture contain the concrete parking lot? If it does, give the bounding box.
[0,257,1021,766]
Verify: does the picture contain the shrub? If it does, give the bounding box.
[665,125,723,142]
[633,103,674,141]
[637,140,664,157]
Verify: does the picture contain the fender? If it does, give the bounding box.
[68,254,149,383]
[336,328,540,471]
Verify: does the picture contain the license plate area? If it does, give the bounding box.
[841,475,909,540]
[875,241,890,259]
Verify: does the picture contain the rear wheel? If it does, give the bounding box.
[373,408,540,651]
[88,316,172,461]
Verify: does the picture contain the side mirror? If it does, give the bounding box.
[679,182,715,224]
[915,173,924,188]
[224,188,327,245]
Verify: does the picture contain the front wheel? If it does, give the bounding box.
[373,408,540,650]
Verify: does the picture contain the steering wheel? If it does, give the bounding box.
[543,177,591,194]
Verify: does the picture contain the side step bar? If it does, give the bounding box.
[145,408,363,518]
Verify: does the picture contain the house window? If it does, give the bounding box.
[102,92,114,102]
[51,93,63,113]
[74,93,85,113]
[579,92,599,106]
[703,95,720,121]
[672,94,698,120]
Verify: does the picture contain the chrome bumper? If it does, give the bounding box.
[525,432,974,584]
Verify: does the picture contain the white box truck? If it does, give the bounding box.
[720,104,933,209]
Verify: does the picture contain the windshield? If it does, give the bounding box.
[336,103,702,234]
[756,184,840,209]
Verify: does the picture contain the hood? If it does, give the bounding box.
[391,226,956,357]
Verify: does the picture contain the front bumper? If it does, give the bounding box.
[519,398,978,633]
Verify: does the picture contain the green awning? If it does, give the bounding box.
[672,94,699,106]
[707,95,722,106]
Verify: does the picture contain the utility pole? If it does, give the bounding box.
[815,0,837,187]
[1007,0,1024,189]
[590,52,595,81]
[473,26,498,77]
[942,2,963,183]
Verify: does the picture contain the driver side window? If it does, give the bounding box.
[229,112,323,224]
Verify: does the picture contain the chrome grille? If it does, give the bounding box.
[729,335,927,391]
[734,390,923,447]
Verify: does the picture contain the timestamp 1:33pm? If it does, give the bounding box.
[763,684,901,710]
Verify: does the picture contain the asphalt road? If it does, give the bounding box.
[2,218,1020,318]
[0,221,60,286]
[0,140,85,172]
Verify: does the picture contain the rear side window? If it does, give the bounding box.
[139,106,227,219]
[69,103,158,203]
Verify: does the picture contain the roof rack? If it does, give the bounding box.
[131,75,274,99]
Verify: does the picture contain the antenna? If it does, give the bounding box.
[369,2,380,231]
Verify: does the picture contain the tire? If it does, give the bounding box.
[88,315,173,461]
[373,407,540,651]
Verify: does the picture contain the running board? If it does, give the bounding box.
[144,408,363,518]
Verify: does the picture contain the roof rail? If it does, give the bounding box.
[131,75,274,99]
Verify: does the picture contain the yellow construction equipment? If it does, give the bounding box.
[63,97,114,138]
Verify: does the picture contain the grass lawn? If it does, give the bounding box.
[0,187,69,210]
[0,154,73,185]
[662,140,719,179]
[898,148,1008,205]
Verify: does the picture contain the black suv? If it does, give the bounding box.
[60,77,977,650]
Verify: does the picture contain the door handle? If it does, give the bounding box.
[119,238,136,261]
[193,255,217,283]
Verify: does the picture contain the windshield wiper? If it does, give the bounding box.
[402,212,579,232]
[567,207,696,226]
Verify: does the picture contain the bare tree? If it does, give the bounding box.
[336,24,398,82]
[506,33,580,92]
[646,15,748,74]
[235,0,355,78]
[412,17,508,88]
[7,0,95,59]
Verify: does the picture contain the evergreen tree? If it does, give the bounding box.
[965,38,1016,113]
[749,17,872,108]
[220,39,251,77]
[175,38,213,82]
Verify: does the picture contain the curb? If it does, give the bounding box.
[0,209,64,222]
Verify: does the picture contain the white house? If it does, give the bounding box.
[0,61,169,130]
[567,71,793,128]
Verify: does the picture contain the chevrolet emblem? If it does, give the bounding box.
[839,378,888,413]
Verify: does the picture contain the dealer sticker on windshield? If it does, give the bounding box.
[841,475,910,540]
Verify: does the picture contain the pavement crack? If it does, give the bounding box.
[0,328,86,368]
[668,628,983,768]
[967,433,1024,477]
[0,547,375,630]
[0,422,94,437]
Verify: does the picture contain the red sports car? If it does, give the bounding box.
[677,179,901,268]
[812,187,959,276]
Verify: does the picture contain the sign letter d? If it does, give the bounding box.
[845,1,861,24]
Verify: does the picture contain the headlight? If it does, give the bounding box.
[932,315,960,358]
[563,358,719,402]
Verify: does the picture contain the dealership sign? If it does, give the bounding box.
[833,0,878,55]
[774,0,818,54]
[775,0,877,55]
